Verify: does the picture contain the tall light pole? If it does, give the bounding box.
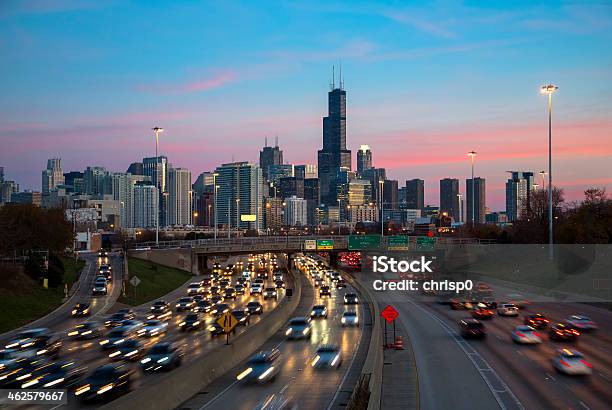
[467,151,477,226]
[152,127,164,245]
[379,180,384,236]
[213,173,219,241]
[541,84,558,260]
[539,170,547,190]
[457,193,463,224]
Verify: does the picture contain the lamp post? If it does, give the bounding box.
[457,194,463,224]
[213,172,219,241]
[541,84,558,260]
[379,180,384,236]
[539,170,547,190]
[152,126,164,246]
[467,151,477,226]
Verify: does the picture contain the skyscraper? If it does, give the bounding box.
[506,171,534,221]
[304,178,320,226]
[142,156,168,193]
[284,196,308,227]
[84,166,112,196]
[294,164,317,179]
[42,158,64,195]
[466,177,486,224]
[348,179,372,206]
[440,178,460,221]
[113,173,150,228]
[259,138,283,181]
[318,76,351,206]
[279,177,304,199]
[133,182,159,229]
[126,162,144,176]
[383,179,399,210]
[167,168,193,226]
[406,179,424,210]
[362,168,386,205]
[357,145,372,175]
[215,162,264,230]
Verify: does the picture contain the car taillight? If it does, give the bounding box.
[572,330,580,335]
[580,359,592,368]
[560,359,570,367]
[533,332,540,337]
[516,332,525,337]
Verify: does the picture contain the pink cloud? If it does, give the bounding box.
[135,70,237,95]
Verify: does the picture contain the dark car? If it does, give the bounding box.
[525,313,550,330]
[0,356,48,388]
[550,322,580,342]
[105,312,131,328]
[224,287,237,300]
[236,349,281,383]
[247,301,263,315]
[310,304,328,319]
[319,286,331,297]
[211,303,230,316]
[67,322,102,340]
[107,339,144,361]
[148,301,172,321]
[20,360,86,389]
[74,364,132,402]
[72,302,91,317]
[179,313,202,332]
[459,319,486,339]
[194,300,213,314]
[274,280,285,289]
[335,279,347,289]
[232,309,250,326]
[140,342,183,372]
[343,293,358,305]
[208,320,236,337]
[4,328,62,359]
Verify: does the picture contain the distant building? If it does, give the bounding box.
[193,172,215,196]
[349,204,378,223]
[357,145,372,175]
[259,140,283,181]
[133,182,159,229]
[284,196,308,227]
[362,168,386,205]
[486,211,509,224]
[348,179,372,206]
[215,162,264,230]
[41,158,64,195]
[406,179,424,211]
[268,164,294,185]
[1,180,19,205]
[126,162,144,176]
[11,191,42,206]
[167,168,193,226]
[383,179,399,210]
[466,177,486,224]
[440,178,460,221]
[142,156,168,194]
[279,177,304,199]
[63,171,84,193]
[294,164,317,179]
[304,178,320,226]
[265,197,284,231]
[84,166,112,196]
[505,171,534,221]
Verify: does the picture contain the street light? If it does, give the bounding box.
[539,170,547,190]
[152,126,164,246]
[467,151,477,226]
[540,84,558,260]
[213,172,219,241]
[457,193,463,224]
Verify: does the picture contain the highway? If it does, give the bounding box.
[0,252,123,346]
[181,256,366,410]
[356,268,612,410]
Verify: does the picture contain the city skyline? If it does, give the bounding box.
[1,1,611,209]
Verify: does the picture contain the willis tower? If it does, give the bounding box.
[318,69,351,206]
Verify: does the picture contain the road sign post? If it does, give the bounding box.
[316,239,334,250]
[217,311,238,345]
[381,305,399,349]
[348,235,381,250]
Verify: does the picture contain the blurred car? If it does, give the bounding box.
[148,301,172,321]
[311,345,342,369]
[263,287,278,300]
[187,282,205,296]
[210,295,223,305]
[74,364,132,402]
[92,278,108,296]
[459,319,486,339]
[507,294,529,309]
[481,297,497,309]
[336,279,347,289]
[341,311,359,326]
[566,315,598,331]
[19,360,86,389]
[140,342,183,372]
[511,325,542,344]
[4,328,62,359]
[179,313,202,331]
[236,349,280,383]
[310,305,328,319]
[497,303,519,317]
[0,356,49,388]
[142,320,168,337]
[210,286,221,295]
[175,297,195,312]
[232,309,251,326]
[211,303,231,316]
[274,280,285,289]
[99,326,135,350]
[219,279,231,289]
[68,322,102,340]
[235,284,246,295]
[344,293,358,305]
[550,322,580,342]
[107,339,144,361]
[285,317,312,340]
[450,299,467,310]
[121,319,144,334]
[194,300,213,314]
[71,302,91,317]
[471,306,494,320]
[224,287,237,300]
[319,285,331,297]
[251,284,263,295]
[524,313,549,329]
[247,301,263,315]
[313,277,324,287]
[208,321,234,337]
[105,312,132,328]
[552,349,592,375]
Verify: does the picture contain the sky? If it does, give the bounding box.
[1,0,611,210]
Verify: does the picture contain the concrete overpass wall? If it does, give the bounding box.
[130,248,193,272]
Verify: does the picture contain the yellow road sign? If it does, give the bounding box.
[217,311,238,333]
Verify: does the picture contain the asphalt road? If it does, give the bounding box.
[180,260,365,410]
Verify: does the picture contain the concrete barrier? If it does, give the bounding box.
[342,271,383,410]
[102,268,302,410]
[130,248,192,272]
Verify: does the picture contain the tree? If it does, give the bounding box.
[557,188,612,243]
[510,187,565,243]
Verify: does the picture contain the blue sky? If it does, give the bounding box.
[1,0,611,209]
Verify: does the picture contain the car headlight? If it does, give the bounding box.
[341,318,346,323]
[99,340,109,345]
[258,366,275,380]
[285,328,293,335]
[72,310,77,315]
[141,357,151,364]
[236,367,253,380]
[311,355,320,367]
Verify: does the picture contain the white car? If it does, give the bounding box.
[250,284,263,295]
[497,303,519,317]
[187,283,204,296]
[341,311,359,327]
[511,325,542,344]
[566,315,598,331]
[552,349,592,375]
[142,320,168,337]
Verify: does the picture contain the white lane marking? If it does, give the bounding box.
[598,372,611,382]
[406,299,524,410]
[579,401,590,410]
[545,373,556,382]
[198,380,239,409]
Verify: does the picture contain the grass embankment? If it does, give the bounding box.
[119,257,191,306]
[0,256,85,333]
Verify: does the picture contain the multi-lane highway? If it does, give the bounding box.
[357,268,612,410]
[181,255,366,410]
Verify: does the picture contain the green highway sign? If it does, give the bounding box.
[416,236,436,250]
[316,239,334,250]
[387,236,409,250]
[348,235,381,250]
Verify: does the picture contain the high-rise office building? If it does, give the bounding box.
[398,186,407,209]
[193,172,215,196]
[0,167,4,184]
[304,178,320,226]
[142,156,168,193]
[259,138,283,181]
[215,162,264,230]
[505,171,534,221]
[84,166,112,196]
[12,191,42,207]
[348,179,372,206]
[167,168,193,226]
[294,164,317,179]
[265,197,284,231]
[357,145,372,175]
[440,178,460,221]
[133,182,159,229]
[284,196,308,227]
[383,179,399,210]
[112,173,150,228]
[318,78,351,206]
[42,158,64,195]
[406,179,424,211]
[279,177,304,199]
[126,162,144,176]
[268,164,294,185]
[362,168,386,205]
[466,177,486,224]
[1,180,19,204]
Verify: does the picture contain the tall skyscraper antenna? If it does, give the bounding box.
[339,62,343,90]
[275,135,278,147]
[331,65,335,90]
[265,136,268,147]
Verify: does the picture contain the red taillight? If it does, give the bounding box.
[572,330,580,335]
[580,360,592,368]
[516,332,525,337]
[560,359,570,367]
[533,332,540,337]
